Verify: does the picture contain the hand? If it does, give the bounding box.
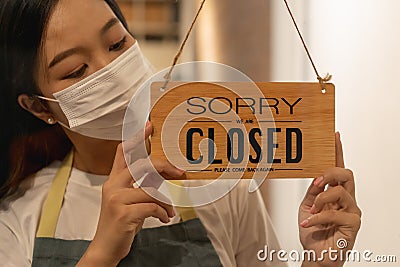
[77,122,185,267]
[298,132,361,267]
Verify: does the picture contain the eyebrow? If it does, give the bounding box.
[100,17,120,36]
[48,47,83,69]
[48,18,121,69]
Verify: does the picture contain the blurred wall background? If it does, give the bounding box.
[119,0,400,266]
[272,1,400,265]
[117,0,180,70]
[306,1,400,266]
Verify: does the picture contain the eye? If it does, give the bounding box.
[109,36,127,52]
[62,64,88,80]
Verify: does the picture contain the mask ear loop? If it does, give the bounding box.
[283,0,332,94]
[35,95,60,103]
[160,0,207,91]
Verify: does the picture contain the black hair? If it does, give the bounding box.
[0,0,129,198]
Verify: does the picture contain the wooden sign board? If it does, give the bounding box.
[150,82,335,179]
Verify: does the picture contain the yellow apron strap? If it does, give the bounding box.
[167,180,198,222]
[36,151,74,238]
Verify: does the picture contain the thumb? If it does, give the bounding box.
[335,131,345,168]
[111,122,153,175]
[110,143,127,176]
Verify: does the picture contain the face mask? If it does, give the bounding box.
[38,42,154,140]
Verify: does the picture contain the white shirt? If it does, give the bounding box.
[0,161,287,267]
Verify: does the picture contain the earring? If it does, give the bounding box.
[47,117,56,125]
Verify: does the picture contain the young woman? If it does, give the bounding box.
[0,0,361,266]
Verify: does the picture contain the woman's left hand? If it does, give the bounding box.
[298,132,361,267]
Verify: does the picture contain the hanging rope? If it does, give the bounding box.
[283,0,332,91]
[160,0,206,91]
[160,0,329,92]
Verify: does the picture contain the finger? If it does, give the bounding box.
[300,209,361,232]
[108,168,136,189]
[129,158,185,182]
[315,167,355,198]
[111,122,153,173]
[111,123,153,175]
[123,121,153,151]
[300,179,325,208]
[109,157,185,189]
[153,158,185,177]
[336,131,345,168]
[122,122,153,164]
[139,172,164,189]
[311,186,361,215]
[127,203,171,224]
[110,143,127,175]
[109,188,175,217]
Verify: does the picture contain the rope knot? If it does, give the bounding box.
[317,73,332,83]
[317,74,332,93]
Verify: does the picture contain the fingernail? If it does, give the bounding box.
[169,208,176,218]
[314,176,324,186]
[310,204,316,214]
[160,217,170,223]
[176,166,185,173]
[300,218,309,227]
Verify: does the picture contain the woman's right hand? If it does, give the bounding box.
[77,124,184,267]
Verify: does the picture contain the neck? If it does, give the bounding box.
[65,131,120,175]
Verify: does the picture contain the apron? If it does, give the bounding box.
[31,151,222,267]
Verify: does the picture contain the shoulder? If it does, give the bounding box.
[23,161,61,190]
[0,161,61,264]
[0,160,61,227]
[1,161,60,205]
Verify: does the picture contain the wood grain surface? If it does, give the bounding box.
[150,82,335,179]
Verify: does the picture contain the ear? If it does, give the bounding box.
[17,94,57,125]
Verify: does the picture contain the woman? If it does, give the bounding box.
[0,0,361,266]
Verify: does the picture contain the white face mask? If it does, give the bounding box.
[38,42,154,140]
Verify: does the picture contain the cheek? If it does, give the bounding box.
[36,68,60,98]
